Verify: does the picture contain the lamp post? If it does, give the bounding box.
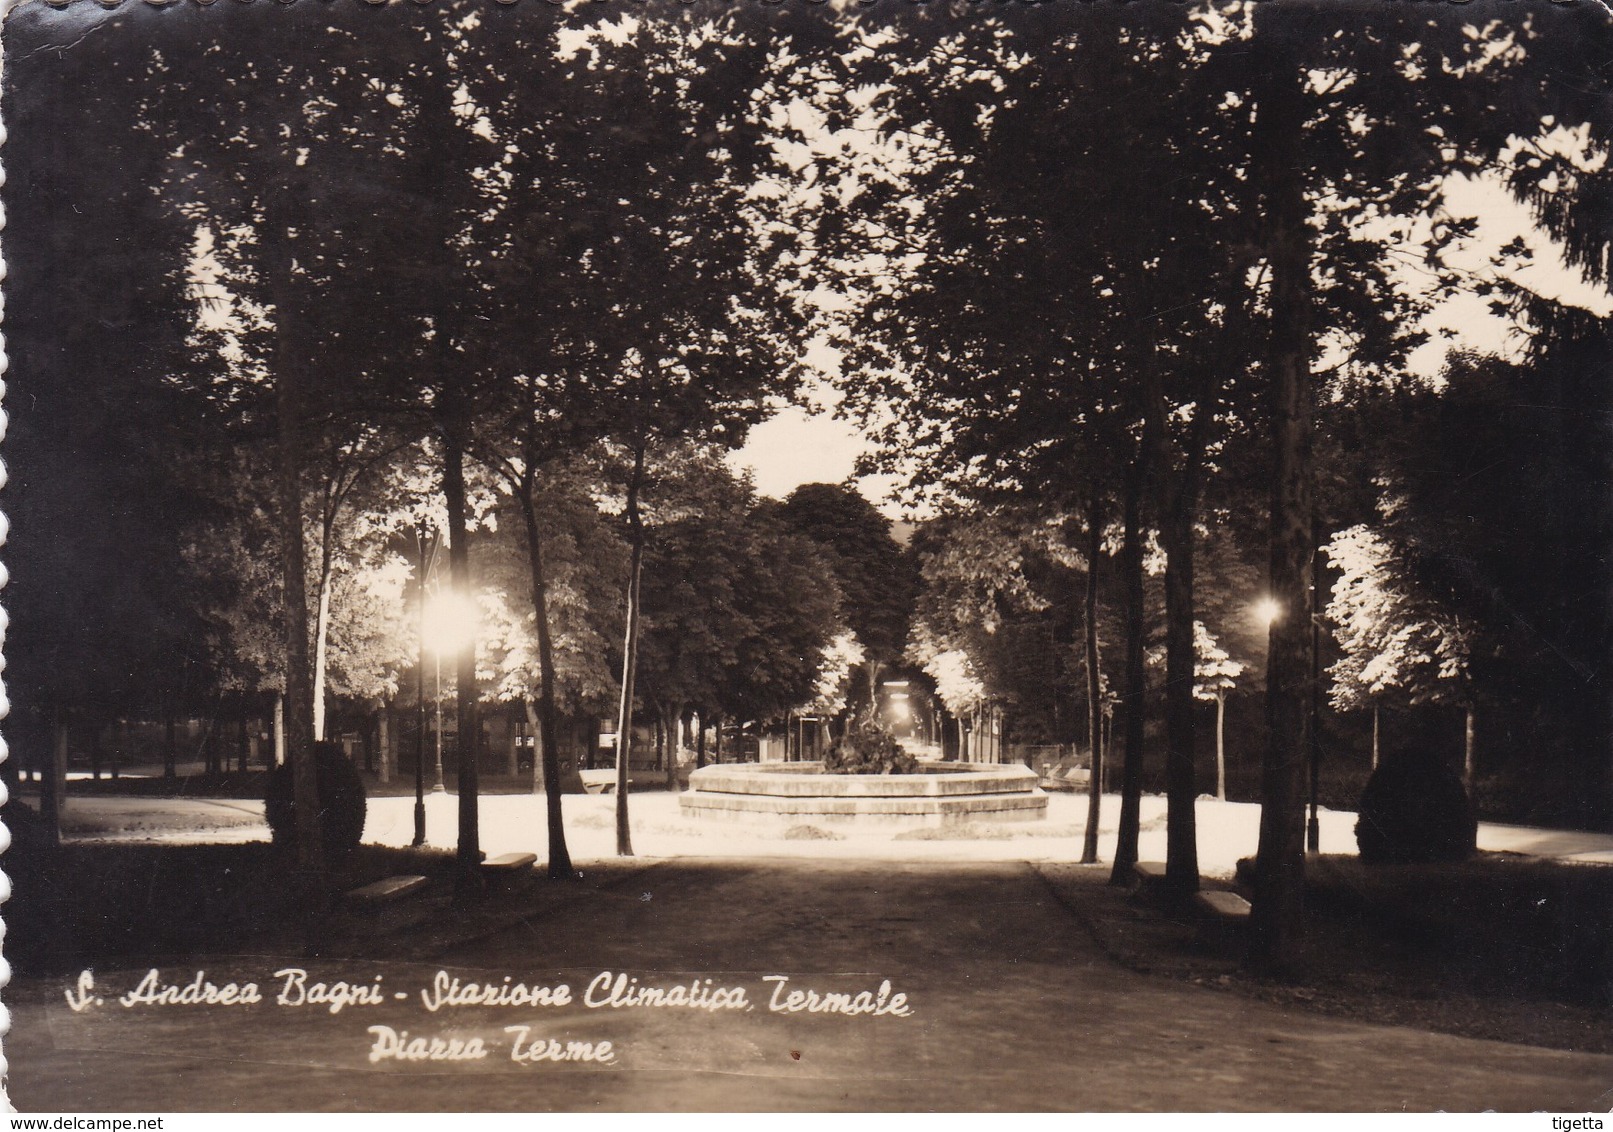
[412,526,432,847]
[422,590,480,798]
[434,650,446,793]
[1308,542,1323,855]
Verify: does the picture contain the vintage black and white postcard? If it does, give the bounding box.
[1,0,1611,1114]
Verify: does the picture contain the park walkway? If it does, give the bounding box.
[7,857,1611,1111]
[48,789,1613,872]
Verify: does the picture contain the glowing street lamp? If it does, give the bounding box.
[1253,596,1282,628]
[423,591,480,793]
[423,591,480,657]
[881,680,913,735]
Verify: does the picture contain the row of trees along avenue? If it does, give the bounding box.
[5,1,1611,968]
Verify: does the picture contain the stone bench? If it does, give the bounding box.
[579,769,634,794]
[1132,860,1169,886]
[1193,889,1252,952]
[482,852,537,888]
[346,875,428,904]
[1131,860,1190,904]
[1194,889,1252,921]
[1038,766,1089,792]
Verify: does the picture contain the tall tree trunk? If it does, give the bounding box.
[1371,700,1380,770]
[568,716,585,776]
[1555,320,1613,830]
[1161,503,1201,894]
[55,721,69,822]
[41,717,65,847]
[257,175,328,927]
[1247,33,1315,974]
[1463,703,1476,793]
[1143,282,1222,898]
[696,713,708,769]
[664,702,684,792]
[164,713,177,779]
[442,432,481,885]
[272,280,325,921]
[378,706,392,785]
[1100,710,1110,788]
[237,714,250,777]
[505,706,519,777]
[515,460,585,870]
[1081,500,1105,866]
[1110,438,1152,885]
[713,715,723,765]
[200,711,220,776]
[312,555,334,742]
[525,697,543,794]
[273,695,286,767]
[1216,692,1227,802]
[614,444,647,857]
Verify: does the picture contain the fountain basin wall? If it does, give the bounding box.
[680,761,1048,828]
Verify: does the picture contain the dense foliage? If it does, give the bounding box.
[5,2,1611,957]
[1355,750,1478,866]
[265,743,368,864]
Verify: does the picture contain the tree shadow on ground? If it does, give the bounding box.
[1039,854,1613,1054]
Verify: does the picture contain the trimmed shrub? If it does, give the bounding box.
[1355,748,1477,864]
[265,741,367,862]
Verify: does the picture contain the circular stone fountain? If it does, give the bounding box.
[679,760,1048,830]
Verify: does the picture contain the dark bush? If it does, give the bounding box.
[823,709,918,775]
[265,741,367,862]
[1355,748,1477,864]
